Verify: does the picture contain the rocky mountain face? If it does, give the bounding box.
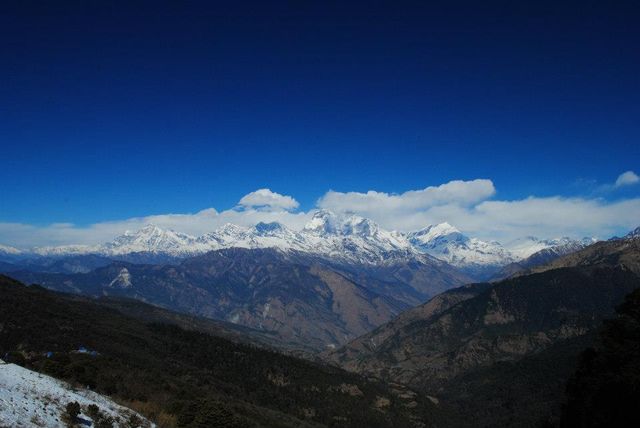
[9,248,418,352]
[328,266,640,390]
[325,255,471,306]
[322,281,492,360]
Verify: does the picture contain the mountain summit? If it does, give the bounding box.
[407,223,515,279]
[101,224,203,256]
[303,210,380,238]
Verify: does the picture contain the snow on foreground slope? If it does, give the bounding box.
[0,360,152,428]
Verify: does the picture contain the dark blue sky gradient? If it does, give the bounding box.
[1,1,639,225]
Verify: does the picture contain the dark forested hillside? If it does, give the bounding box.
[331,267,640,388]
[0,275,438,428]
[93,296,309,354]
[437,333,597,428]
[329,265,640,427]
[560,288,640,428]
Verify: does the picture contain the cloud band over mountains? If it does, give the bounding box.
[1,174,639,248]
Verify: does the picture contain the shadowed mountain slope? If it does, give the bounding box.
[330,267,640,390]
[0,275,439,428]
[8,248,414,351]
[560,287,640,428]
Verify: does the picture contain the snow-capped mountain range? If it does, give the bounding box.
[7,211,420,266]
[1,210,599,276]
[405,222,597,278]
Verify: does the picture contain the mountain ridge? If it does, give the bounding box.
[1,210,599,280]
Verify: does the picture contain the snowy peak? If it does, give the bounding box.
[103,224,199,256]
[116,224,192,245]
[200,223,248,246]
[303,210,380,238]
[408,223,466,247]
[624,226,640,239]
[303,210,342,236]
[506,236,595,259]
[341,215,379,237]
[407,224,514,274]
[0,244,26,263]
[607,226,640,241]
[217,223,249,235]
[0,244,22,255]
[195,221,314,254]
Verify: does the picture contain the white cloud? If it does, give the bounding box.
[1,181,639,248]
[0,190,310,249]
[316,179,639,241]
[238,188,299,211]
[467,196,640,242]
[318,179,495,215]
[615,170,640,187]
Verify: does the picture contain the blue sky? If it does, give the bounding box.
[1,1,639,246]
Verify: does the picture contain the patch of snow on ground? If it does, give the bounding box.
[0,360,153,427]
